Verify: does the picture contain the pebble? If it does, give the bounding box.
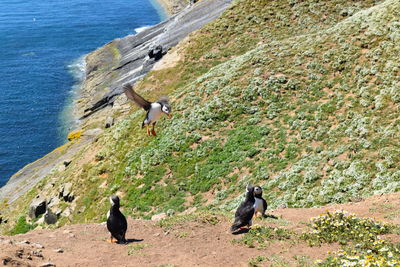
[32,250,44,258]
[54,248,64,253]
[39,263,56,267]
[33,243,44,249]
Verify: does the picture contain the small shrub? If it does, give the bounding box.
[248,255,267,267]
[127,243,150,255]
[301,210,395,246]
[9,216,35,235]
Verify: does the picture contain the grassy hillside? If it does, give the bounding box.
[2,0,400,233]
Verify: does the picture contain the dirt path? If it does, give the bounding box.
[1,192,399,267]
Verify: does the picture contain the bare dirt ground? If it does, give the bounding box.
[1,192,399,267]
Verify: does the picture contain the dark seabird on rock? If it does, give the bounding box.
[123,84,171,136]
[253,186,267,218]
[231,185,255,233]
[107,195,127,244]
[44,207,57,225]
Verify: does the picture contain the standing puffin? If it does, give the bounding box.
[107,195,127,244]
[253,186,268,218]
[123,84,171,136]
[231,185,256,233]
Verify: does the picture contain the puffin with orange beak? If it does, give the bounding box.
[123,84,171,136]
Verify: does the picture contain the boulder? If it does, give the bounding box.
[59,183,74,202]
[47,196,60,207]
[181,207,197,215]
[105,116,114,128]
[29,198,46,219]
[67,130,81,141]
[61,208,71,217]
[82,128,103,137]
[151,213,167,221]
[54,208,63,217]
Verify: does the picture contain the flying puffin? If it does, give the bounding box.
[253,186,268,218]
[231,185,256,233]
[107,195,127,244]
[123,84,171,136]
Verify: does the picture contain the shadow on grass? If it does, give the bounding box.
[263,214,279,219]
[231,228,250,235]
[126,238,144,244]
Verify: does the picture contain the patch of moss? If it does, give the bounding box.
[9,216,36,235]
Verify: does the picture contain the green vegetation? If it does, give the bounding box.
[127,243,150,255]
[248,255,267,267]
[9,216,36,235]
[232,226,294,249]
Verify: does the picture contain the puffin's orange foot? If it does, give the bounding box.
[107,237,117,243]
[151,129,157,136]
[147,128,151,136]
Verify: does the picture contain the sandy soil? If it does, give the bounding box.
[0,192,399,267]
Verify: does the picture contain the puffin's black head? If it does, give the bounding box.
[254,186,263,197]
[110,195,120,208]
[159,97,172,117]
[245,184,255,199]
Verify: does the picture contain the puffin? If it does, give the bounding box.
[231,185,256,233]
[123,84,171,136]
[253,186,268,218]
[107,195,127,244]
[44,207,57,225]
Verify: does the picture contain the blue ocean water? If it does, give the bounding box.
[0,0,165,186]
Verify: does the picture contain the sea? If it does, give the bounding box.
[0,0,165,186]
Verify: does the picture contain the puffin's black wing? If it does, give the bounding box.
[262,198,268,214]
[123,84,152,111]
[157,96,170,106]
[231,202,254,232]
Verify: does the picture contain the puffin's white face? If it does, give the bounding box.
[162,105,170,114]
[109,196,114,205]
[254,186,262,195]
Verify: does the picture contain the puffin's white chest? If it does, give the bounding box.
[254,197,264,212]
[145,103,162,124]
